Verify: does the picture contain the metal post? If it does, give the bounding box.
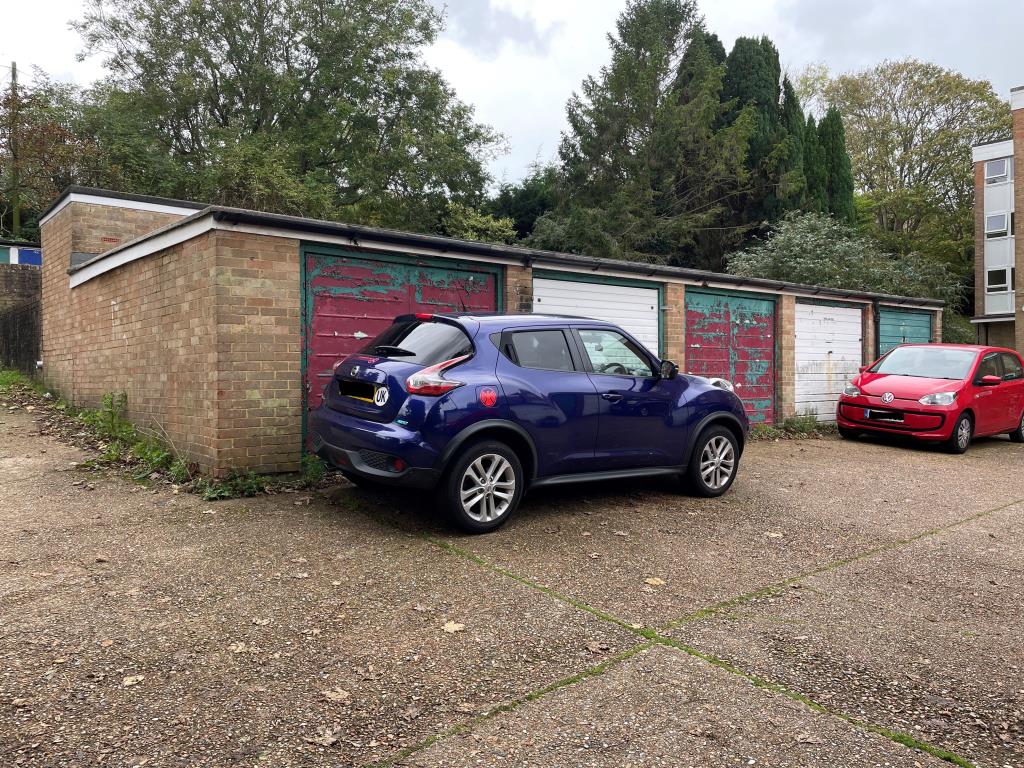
[9,61,20,240]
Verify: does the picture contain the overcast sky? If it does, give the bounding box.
[3,0,1022,185]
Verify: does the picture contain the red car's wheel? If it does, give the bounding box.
[945,413,973,454]
[1010,411,1024,444]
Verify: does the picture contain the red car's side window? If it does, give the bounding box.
[1000,353,1024,382]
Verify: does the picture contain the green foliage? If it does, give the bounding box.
[168,457,193,485]
[802,115,828,213]
[300,453,327,488]
[440,202,516,245]
[79,392,134,443]
[778,77,806,211]
[531,2,756,270]
[3,0,504,239]
[728,212,962,306]
[486,164,559,240]
[751,415,837,440]
[197,471,268,501]
[941,313,976,344]
[813,59,1012,313]
[817,108,856,223]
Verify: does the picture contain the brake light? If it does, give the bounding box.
[414,313,433,321]
[405,354,470,396]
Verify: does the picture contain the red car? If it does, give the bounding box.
[836,344,1024,453]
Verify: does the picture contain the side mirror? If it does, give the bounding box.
[979,374,1002,386]
[660,360,679,379]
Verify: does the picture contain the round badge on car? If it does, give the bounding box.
[881,392,894,404]
[374,387,389,406]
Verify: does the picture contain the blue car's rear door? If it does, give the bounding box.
[572,327,686,469]
[494,327,599,476]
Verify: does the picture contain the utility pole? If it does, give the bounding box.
[9,61,20,240]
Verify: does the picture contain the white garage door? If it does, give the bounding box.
[796,302,863,421]
[532,277,661,355]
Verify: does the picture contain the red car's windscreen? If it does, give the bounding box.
[871,347,976,380]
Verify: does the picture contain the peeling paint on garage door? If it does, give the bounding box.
[795,302,863,421]
[878,308,932,355]
[685,290,776,424]
[301,247,500,419]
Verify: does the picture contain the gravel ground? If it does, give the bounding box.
[2,393,1021,768]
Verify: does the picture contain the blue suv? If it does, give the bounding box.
[309,313,749,532]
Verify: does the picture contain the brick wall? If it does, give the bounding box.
[0,264,41,313]
[973,161,986,321]
[41,208,220,470]
[40,202,303,475]
[69,203,186,260]
[862,304,877,363]
[210,231,302,475]
[663,283,685,365]
[931,309,943,343]
[505,264,533,313]
[776,294,796,421]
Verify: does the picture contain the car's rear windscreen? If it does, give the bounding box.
[358,321,473,366]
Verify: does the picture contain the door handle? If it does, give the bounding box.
[601,393,623,402]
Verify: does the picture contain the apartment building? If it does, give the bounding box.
[972,86,1024,350]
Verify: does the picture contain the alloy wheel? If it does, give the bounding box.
[460,453,516,523]
[700,435,735,490]
[957,417,972,451]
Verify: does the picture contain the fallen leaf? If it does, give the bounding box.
[796,733,823,744]
[303,726,340,747]
[121,675,144,688]
[251,618,271,626]
[99,639,114,648]
[200,509,216,515]
[585,641,611,654]
[613,530,629,537]
[644,577,666,586]
[765,531,784,539]
[292,572,310,580]
[322,687,350,702]
[228,642,252,654]
[443,621,466,634]
[94,556,109,563]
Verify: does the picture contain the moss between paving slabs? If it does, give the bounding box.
[410,528,993,768]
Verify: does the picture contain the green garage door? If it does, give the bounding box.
[878,308,932,355]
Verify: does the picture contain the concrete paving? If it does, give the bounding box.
[2,397,1022,768]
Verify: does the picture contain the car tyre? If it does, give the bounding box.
[1010,411,1024,443]
[438,440,524,533]
[683,425,740,497]
[945,413,973,454]
[837,425,860,440]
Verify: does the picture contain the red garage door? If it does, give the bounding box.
[303,249,500,414]
[684,289,776,424]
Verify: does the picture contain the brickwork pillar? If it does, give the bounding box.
[504,263,533,313]
[776,294,796,422]
[931,309,943,343]
[862,304,877,363]
[663,283,685,365]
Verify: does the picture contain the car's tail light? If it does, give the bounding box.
[405,354,470,396]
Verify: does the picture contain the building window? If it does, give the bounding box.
[986,267,1015,293]
[985,157,1011,184]
[985,212,1010,239]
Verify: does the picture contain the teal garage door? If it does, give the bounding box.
[685,290,776,424]
[878,308,932,355]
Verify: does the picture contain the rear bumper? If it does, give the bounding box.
[836,400,954,441]
[308,406,441,489]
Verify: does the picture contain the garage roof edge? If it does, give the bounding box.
[60,191,944,308]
